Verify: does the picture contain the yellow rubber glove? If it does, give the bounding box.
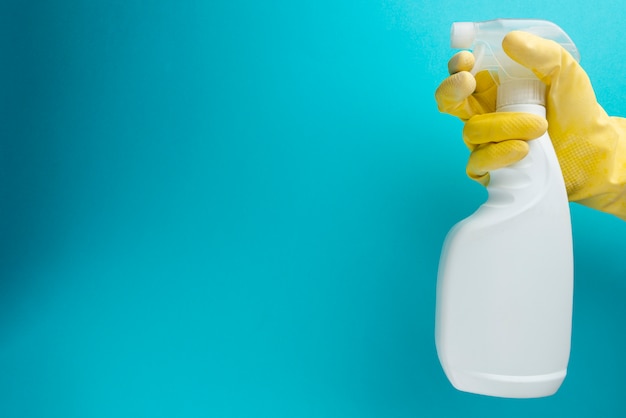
[435,31,626,220]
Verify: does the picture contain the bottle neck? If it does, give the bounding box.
[496,79,546,110]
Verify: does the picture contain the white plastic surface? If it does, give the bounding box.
[435,103,574,398]
[450,22,476,49]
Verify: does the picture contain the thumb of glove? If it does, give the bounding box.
[502,31,604,129]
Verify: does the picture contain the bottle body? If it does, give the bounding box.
[435,104,574,398]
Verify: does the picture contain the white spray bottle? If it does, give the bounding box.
[435,19,579,398]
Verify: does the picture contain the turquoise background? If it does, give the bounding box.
[2,0,626,417]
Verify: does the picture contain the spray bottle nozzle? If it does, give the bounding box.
[450,19,579,108]
[450,22,476,49]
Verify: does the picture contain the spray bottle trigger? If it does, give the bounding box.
[470,43,486,76]
[470,43,499,87]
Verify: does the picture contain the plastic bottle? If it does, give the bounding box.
[435,19,578,398]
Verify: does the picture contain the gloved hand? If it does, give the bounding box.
[435,31,626,220]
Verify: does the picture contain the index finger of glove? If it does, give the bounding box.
[448,51,475,74]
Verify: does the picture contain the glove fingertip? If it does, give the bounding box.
[467,140,530,179]
[467,169,490,187]
[434,71,476,113]
[448,51,475,75]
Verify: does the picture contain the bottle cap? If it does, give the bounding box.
[497,79,546,109]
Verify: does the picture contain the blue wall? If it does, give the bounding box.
[1,0,625,416]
